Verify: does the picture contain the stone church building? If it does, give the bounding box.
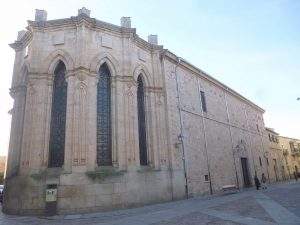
[4,8,269,215]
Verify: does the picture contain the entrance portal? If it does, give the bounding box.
[241,157,251,187]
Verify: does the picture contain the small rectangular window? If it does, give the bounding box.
[266,158,269,165]
[200,91,207,112]
[204,175,209,181]
[259,157,262,166]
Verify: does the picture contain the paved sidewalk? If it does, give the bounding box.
[1,181,300,225]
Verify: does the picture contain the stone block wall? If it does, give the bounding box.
[4,9,271,215]
[163,56,267,195]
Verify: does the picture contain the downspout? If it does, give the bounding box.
[224,91,240,190]
[160,51,174,200]
[174,57,189,198]
[197,80,213,195]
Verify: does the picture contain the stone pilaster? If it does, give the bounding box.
[29,78,53,171]
[6,85,27,177]
[122,79,140,168]
[64,74,76,173]
[86,75,97,171]
[113,76,126,170]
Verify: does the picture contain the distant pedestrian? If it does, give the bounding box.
[261,173,267,189]
[294,171,298,181]
[254,174,260,190]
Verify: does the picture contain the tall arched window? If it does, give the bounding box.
[49,61,67,167]
[137,75,148,165]
[97,63,112,166]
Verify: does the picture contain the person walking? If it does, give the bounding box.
[261,173,267,189]
[254,174,260,190]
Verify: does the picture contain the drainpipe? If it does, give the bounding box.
[174,57,189,198]
[197,80,213,195]
[160,51,174,200]
[224,91,240,190]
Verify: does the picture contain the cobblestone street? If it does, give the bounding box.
[1,181,300,225]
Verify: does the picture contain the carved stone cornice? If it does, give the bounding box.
[162,50,265,113]
[145,86,163,93]
[9,31,32,51]
[27,15,163,53]
[9,85,27,98]
[28,15,135,34]
[113,75,135,83]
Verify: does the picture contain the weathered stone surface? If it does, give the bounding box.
[5,7,298,216]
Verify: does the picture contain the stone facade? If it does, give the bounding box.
[278,135,300,178]
[4,8,272,215]
[0,156,6,174]
[264,128,287,182]
[264,128,300,182]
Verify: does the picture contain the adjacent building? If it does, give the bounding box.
[3,8,282,215]
[0,156,6,174]
[265,128,287,181]
[279,136,300,178]
[265,128,300,181]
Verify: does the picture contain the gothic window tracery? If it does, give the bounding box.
[137,75,148,165]
[97,63,112,166]
[49,61,67,167]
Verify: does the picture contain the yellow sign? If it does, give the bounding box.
[46,188,57,202]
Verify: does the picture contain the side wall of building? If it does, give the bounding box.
[4,13,272,214]
[163,56,268,196]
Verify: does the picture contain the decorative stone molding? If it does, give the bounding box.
[138,49,146,62]
[120,17,131,28]
[89,52,121,75]
[44,49,75,74]
[52,32,65,45]
[17,30,27,41]
[9,31,32,51]
[100,36,113,49]
[78,7,90,17]
[9,85,27,98]
[148,35,158,45]
[133,63,152,87]
[35,9,47,21]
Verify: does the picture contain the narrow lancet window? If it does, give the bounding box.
[137,75,148,165]
[49,61,67,167]
[97,63,112,166]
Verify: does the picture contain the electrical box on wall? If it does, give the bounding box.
[45,184,58,215]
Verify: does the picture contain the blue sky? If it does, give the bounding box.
[0,0,299,155]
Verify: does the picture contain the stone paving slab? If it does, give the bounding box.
[211,196,275,223]
[0,181,299,225]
